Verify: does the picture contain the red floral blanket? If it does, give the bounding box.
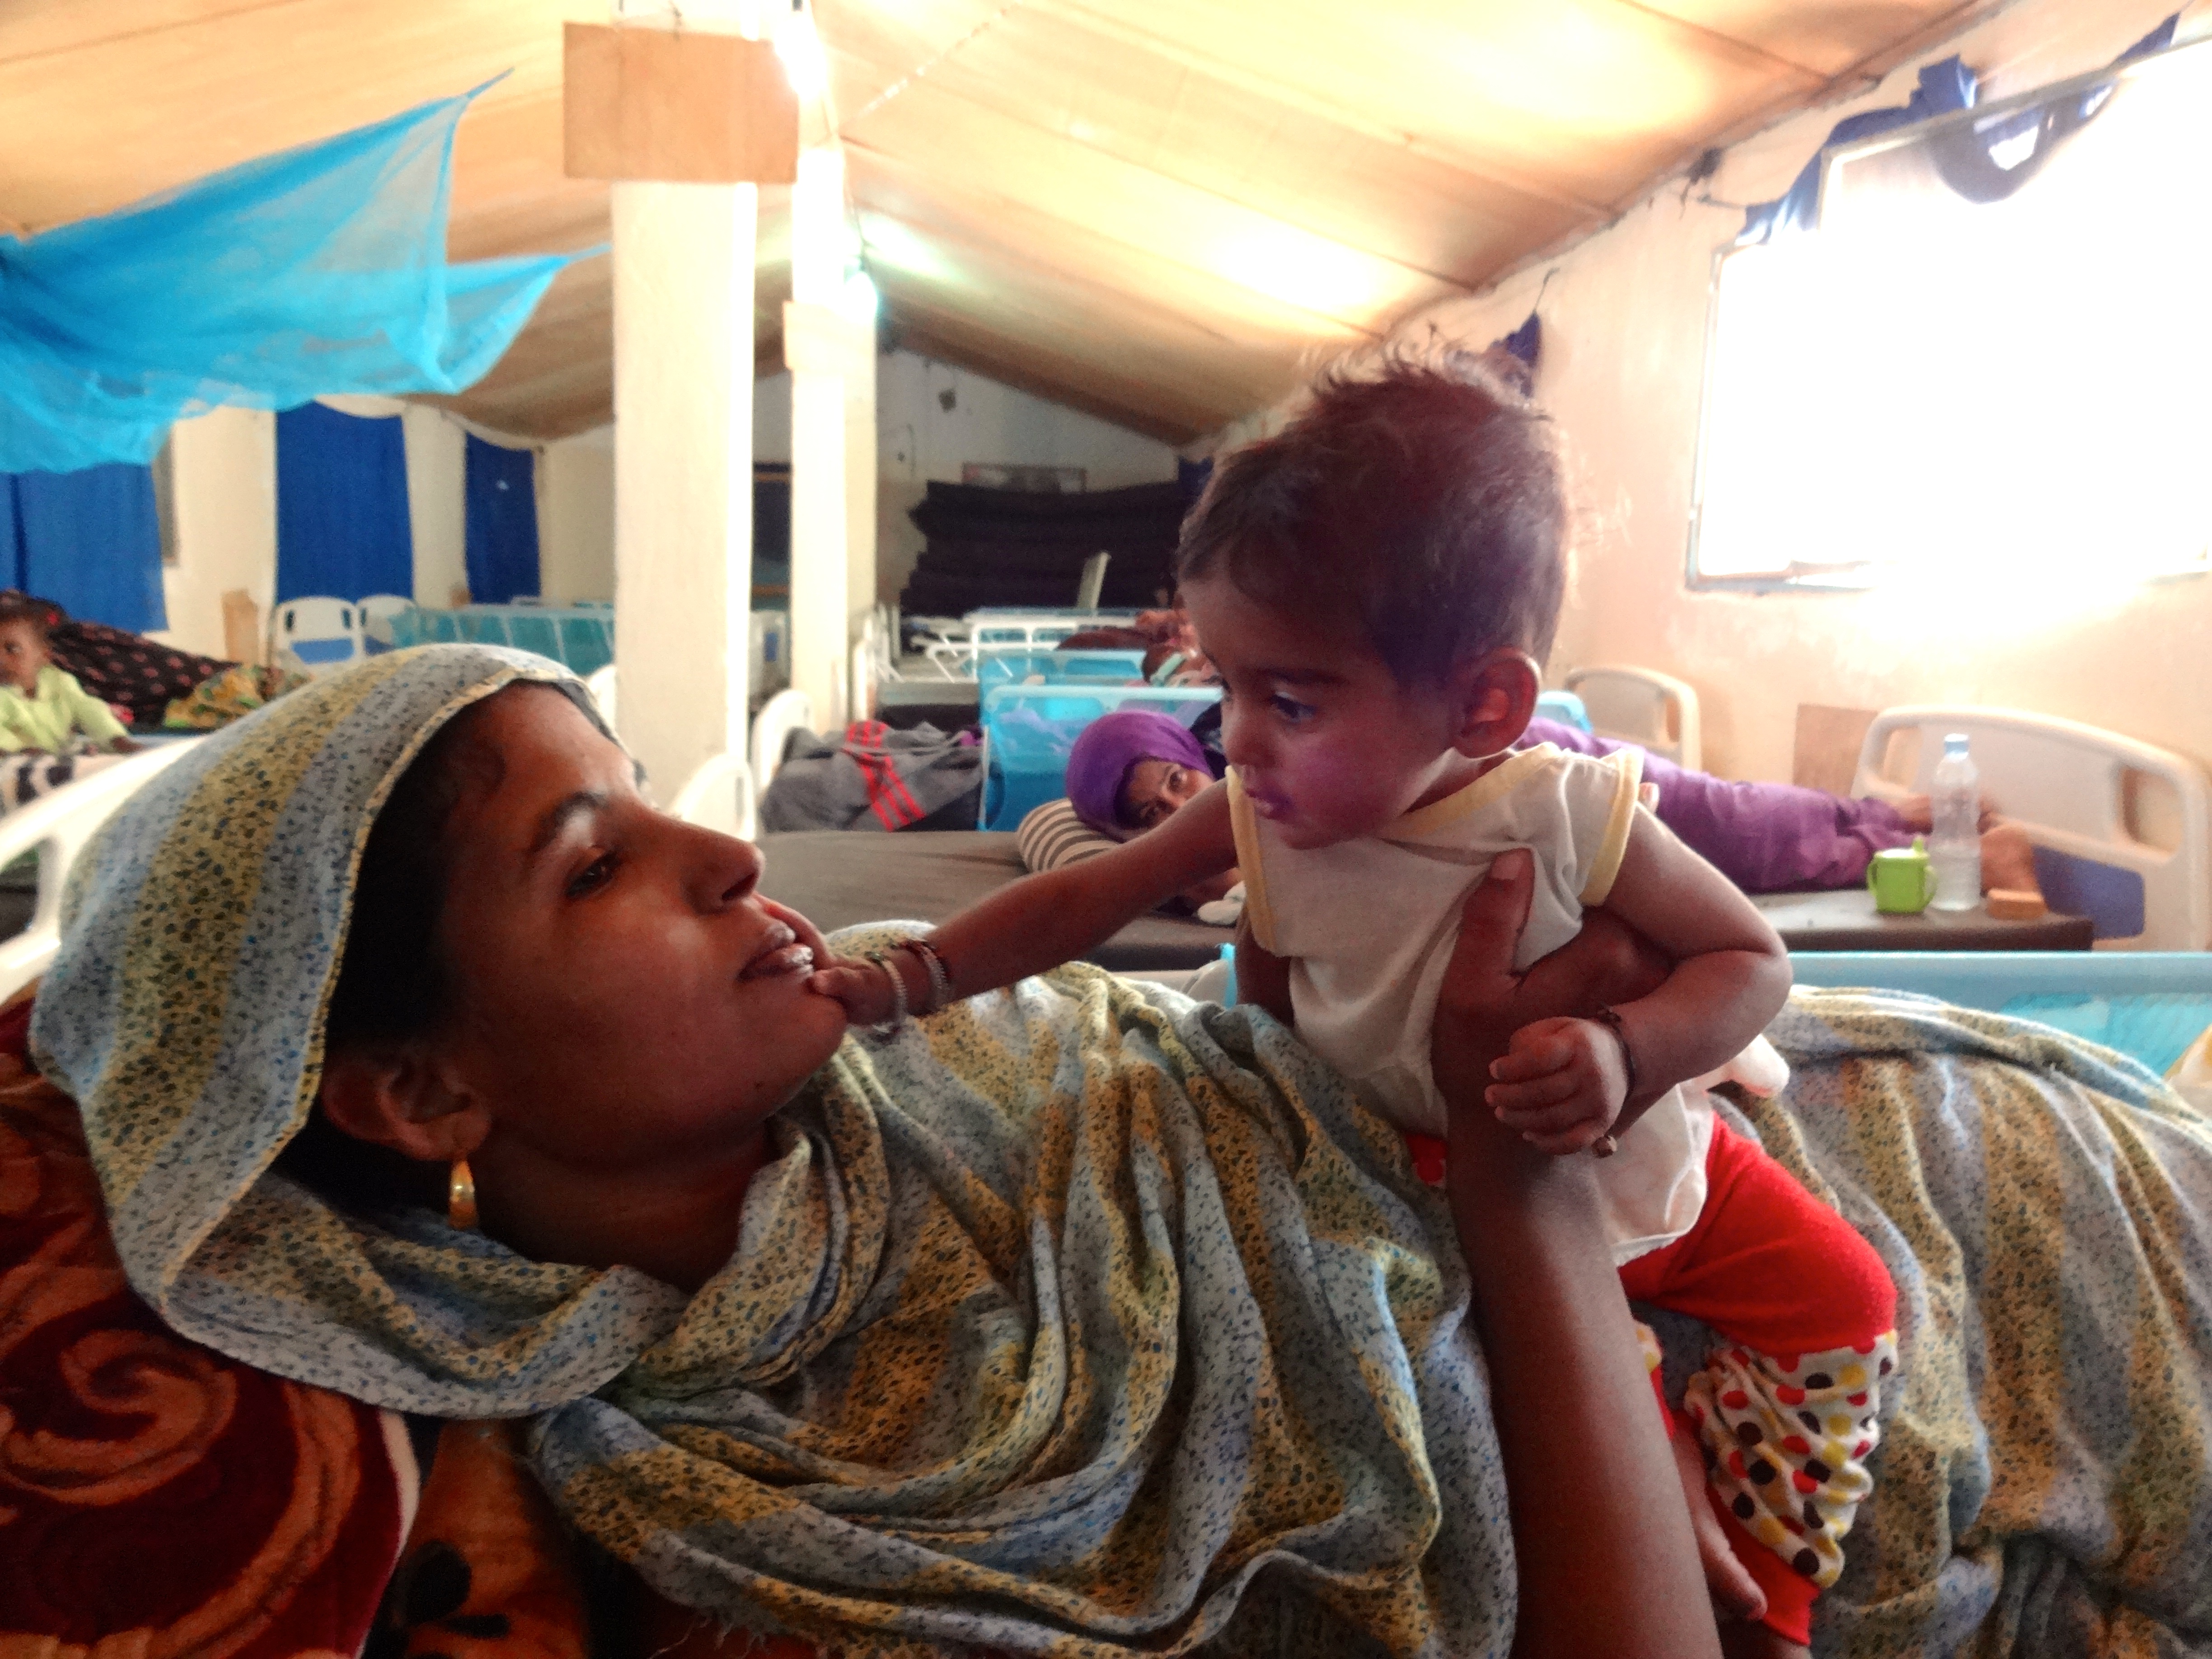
[0,998,407,1656]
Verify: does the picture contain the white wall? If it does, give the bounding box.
[1215,0,2212,786]
[538,425,616,602]
[153,406,276,661]
[754,347,1182,605]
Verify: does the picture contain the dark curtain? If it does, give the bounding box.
[2,464,167,633]
[276,402,412,602]
[464,434,539,605]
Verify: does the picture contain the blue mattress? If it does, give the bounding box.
[1790,951,2212,1075]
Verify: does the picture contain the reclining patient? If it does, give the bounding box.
[822,351,1898,1655]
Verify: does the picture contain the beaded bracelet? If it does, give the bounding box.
[906,936,954,1015]
[1588,1006,1640,1098]
[1588,1006,1637,1159]
[865,948,909,1037]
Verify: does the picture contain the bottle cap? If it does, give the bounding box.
[1944,733,1970,754]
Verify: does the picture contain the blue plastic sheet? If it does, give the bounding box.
[276,403,412,603]
[0,85,599,475]
[464,435,540,604]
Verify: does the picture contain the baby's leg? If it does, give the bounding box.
[1618,1119,1898,1649]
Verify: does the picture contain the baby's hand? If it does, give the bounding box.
[807,953,899,1027]
[1485,1016,1628,1156]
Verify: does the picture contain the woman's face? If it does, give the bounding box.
[1122,757,1210,833]
[423,687,846,1180]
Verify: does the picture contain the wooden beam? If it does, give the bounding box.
[564,23,797,184]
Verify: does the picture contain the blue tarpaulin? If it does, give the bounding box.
[276,403,412,604]
[0,84,600,475]
[464,434,539,605]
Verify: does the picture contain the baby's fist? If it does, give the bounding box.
[1485,1015,1628,1156]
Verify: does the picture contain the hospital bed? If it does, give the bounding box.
[0,740,202,1003]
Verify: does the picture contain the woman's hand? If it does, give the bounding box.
[1425,848,1721,1659]
[1430,849,1669,1135]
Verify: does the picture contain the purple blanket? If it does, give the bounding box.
[1523,719,1912,893]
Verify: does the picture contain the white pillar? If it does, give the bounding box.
[786,145,849,729]
[612,180,756,800]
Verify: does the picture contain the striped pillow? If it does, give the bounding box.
[1017,797,1119,873]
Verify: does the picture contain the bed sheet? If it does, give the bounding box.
[1659,988,2212,1657]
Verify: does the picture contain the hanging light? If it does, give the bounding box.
[774,0,827,100]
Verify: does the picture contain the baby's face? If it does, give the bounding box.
[0,621,47,693]
[1183,575,1468,851]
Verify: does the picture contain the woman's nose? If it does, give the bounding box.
[687,822,762,909]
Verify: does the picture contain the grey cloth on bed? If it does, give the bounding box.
[757,830,1233,970]
[759,722,981,832]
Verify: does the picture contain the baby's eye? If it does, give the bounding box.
[566,852,618,898]
[1270,694,1315,724]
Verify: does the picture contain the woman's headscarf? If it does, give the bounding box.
[1064,708,1212,838]
[32,645,688,1415]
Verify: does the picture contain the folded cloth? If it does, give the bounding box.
[759,718,983,832]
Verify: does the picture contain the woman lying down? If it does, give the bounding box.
[28,645,2212,1658]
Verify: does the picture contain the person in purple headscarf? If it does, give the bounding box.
[1058,709,1239,909]
[1029,707,2038,900]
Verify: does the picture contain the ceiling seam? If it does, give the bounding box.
[844,156,1391,345]
[834,46,1568,293]
[0,0,316,69]
[1605,0,1831,81]
[838,110,1473,323]
[999,0,1621,217]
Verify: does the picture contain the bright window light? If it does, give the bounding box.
[1690,40,2212,593]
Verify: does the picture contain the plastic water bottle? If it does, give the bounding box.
[1928,733,1981,911]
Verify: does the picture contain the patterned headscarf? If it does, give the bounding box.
[32,645,687,1415]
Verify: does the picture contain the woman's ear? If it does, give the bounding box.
[1448,649,1541,759]
[318,1045,491,1165]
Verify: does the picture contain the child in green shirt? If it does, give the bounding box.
[0,601,138,756]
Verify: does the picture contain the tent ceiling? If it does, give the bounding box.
[0,0,1999,444]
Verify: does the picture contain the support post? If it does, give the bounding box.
[569,1,791,801]
[785,145,851,730]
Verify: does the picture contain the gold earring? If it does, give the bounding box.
[447,1158,479,1231]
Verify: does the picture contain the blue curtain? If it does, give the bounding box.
[464,434,539,604]
[1740,16,2177,243]
[0,85,600,474]
[276,403,411,602]
[2,464,167,633]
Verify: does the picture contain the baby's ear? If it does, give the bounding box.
[1450,649,1539,758]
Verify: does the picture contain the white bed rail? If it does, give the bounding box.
[750,689,815,796]
[1563,664,1702,771]
[1852,705,2212,951]
[669,751,758,843]
[0,742,202,1004]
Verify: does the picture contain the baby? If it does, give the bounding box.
[0,600,136,758]
[820,351,1896,1653]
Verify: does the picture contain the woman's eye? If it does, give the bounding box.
[566,853,618,898]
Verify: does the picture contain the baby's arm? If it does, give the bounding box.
[811,780,1239,1024]
[1487,812,1790,1155]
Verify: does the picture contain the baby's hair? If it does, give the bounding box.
[0,595,58,639]
[1173,344,1567,684]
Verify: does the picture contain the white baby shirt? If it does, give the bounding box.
[1230,744,1779,1264]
